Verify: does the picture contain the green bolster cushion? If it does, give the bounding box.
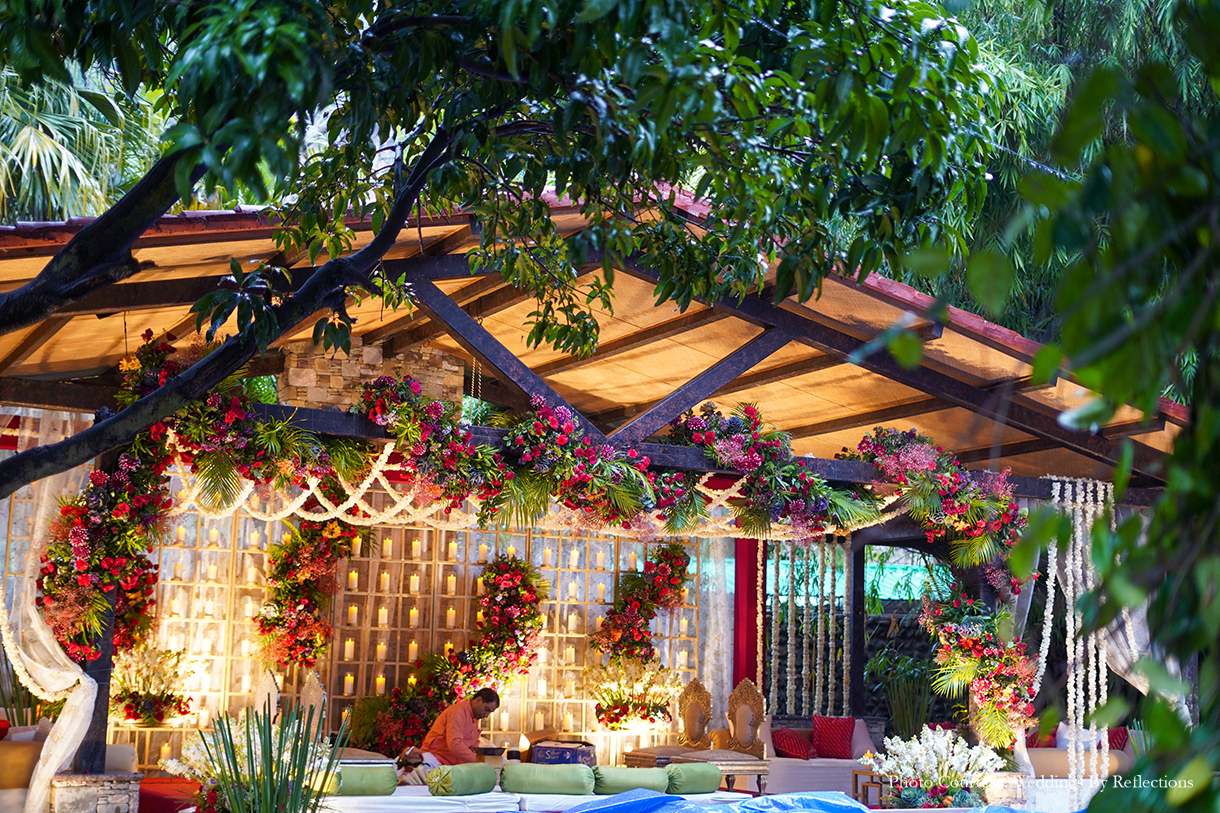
[426,763,498,796]
[499,763,595,795]
[592,766,670,795]
[337,764,399,796]
[664,762,723,794]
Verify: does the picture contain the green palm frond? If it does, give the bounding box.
[951,533,1002,569]
[326,438,373,483]
[497,470,552,529]
[663,494,709,534]
[193,452,244,512]
[827,489,880,529]
[930,658,979,698]
[971,698,1016,749]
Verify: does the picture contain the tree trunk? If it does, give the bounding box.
[75,589,117,774]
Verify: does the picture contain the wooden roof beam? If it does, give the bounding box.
[0,376,116,412]
[531,309,729,378]
[0,316,73,373]
[385,283,532,356]
[955,417,1166,464]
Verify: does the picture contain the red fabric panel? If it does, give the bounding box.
[734,536,760,688]
[812,715,855,759]
[1026,729,1056,748]
[1108,727,1129,751]
[772,727,814,759]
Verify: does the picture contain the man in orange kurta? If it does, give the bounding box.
[420,688,500,765]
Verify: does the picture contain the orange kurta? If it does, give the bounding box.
[421,699,480,765]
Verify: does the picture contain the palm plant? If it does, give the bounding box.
[867,651,934,740]
[0,645,58,726]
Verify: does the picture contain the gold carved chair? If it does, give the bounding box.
[677,677,713,750]
[670,678,771,794]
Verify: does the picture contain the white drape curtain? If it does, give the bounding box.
[697,536,734,726]
[0,409,96,813]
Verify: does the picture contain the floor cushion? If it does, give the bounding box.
[664,762,723,794]
[426,764,497,797]
[338,765,399,796]
[592,767,669,795]
[772,728,814,760]
[500,764,595,796]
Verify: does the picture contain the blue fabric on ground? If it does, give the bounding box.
[723,792,866,813]
[562,788,704,813]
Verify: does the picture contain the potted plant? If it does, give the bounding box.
[858,727,1002,809]
[109,643,191,726]
[866,650,933,740]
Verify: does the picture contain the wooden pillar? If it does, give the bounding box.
[77,448,119,774]
[849,543,866,715]
[733,538,761,689]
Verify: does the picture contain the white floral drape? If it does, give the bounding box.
[0,409,96,813]
[697,536,734,725]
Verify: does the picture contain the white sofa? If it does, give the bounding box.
[0,725,137,813]
[322,786,751,813]
[753,720,876,796]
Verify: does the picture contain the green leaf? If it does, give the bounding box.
[1031,345,1063,386]
[1166,757,1213,805]
[888,329,923,368]
[575,0,618,24]
[965,248,1014,316]
[901,247,951,278]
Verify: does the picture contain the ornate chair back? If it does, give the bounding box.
[726,678,766,758]
[677,678,713,750]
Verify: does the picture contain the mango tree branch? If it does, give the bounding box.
[0,152,207,336]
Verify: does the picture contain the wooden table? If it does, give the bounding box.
[670,753,771,795]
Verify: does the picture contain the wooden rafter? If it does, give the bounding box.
[955,418,1166,464]
[361,275,502,345]
[0,376,115,412]
[531,309,729,378]
[386,283,531,356]
[0,316,73,373]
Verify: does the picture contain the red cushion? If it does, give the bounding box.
[772,727,814,759]
[1108,727,1129,751]
[926,722,955,731]
[1026,729,1056,748]
[811,715,855,759]
[0,720,9,740]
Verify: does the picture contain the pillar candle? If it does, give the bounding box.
[209,528,218,545]
[534,711,544,731]
[204,598,214,617]
[241,638,251,657]
[378,606,389,627]
[564,645,575,665]
[565,678,576,697]
[567,612,578,634]
[537,676,547,697]
[348,604,358,625]
[476,578,484,596]
[477,610,485,626]
[177,526,186,543]
[344,638,355,660]
[628,552,636,571]
[563,711,574,731]
[207,563,217,581]
[173,561,183,580]
[160,743,172,762]
[596,551,605,570]
[344,673,354,695]
[381,570,391,592]
[446,574,456,595]
[542,548,552,567]
[408,640,418,662]
[500,710,509,732]
[376,642,387,662]
[351,535,361,557]
[408,675,417,688]
[444,642,454,658]
[348,570,359,591]
[679,617,688,636]
[409,573,420,594]
[538,647,548,664]
[596,583,605,602]
[244,597,254,618]
[201,636,213,654]
[376,674,386,695]
[250,531,261,549]
[198,708,210,729]
[247,564,257,585]
[448,541,458,561]
[168,634,180,652]
[241,674,252,693]
[681,588,689,604]
[567,580,577,601]
[678,650,688,669]
[478,544,488,562]
[411,538,421,559]
[540,613,548,630]
[595,616,603,631]
[383,539,394,559]
[409,608,419,628]
[569,549,580,569]
[446,607,456,628]
[506,545,516,558]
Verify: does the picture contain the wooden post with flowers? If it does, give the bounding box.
[77,449,119,775]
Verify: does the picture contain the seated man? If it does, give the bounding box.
[402,688,499,782]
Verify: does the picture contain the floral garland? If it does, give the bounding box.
[109,643,192,726]
[256,486,370,669]
[919,586,1037,749]
[351,556,544,757]
[584,659,682,732]
[589,543,690,665]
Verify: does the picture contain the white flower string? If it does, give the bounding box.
[803,545,812,715]
[841,535,852,715]
[1032,481,1060,697]
[770,543,781,712]
[787,546,797,714]
[827,539,837,716]
[756,539,765,688]
[814,537,827,714]
[1063,480,1080,807]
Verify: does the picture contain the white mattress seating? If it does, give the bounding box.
[321,784,753,813]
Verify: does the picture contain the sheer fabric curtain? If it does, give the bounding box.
[697,536,734,726]
[0,409,96,813]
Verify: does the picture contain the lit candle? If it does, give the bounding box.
[383,539,394,559]
[565,678,576,697]
[540,614,548,630]
[200,637,212,654]
[534,711,544,731]
[478,544,488,562]
[204,598,214,616]
[506,545,516,558]
[448,541,458,561]
[446,607,456,628]
[569,549,579,569]
[543,548,552,567]
[376,642,387,662]
[241,638,251,657]
[348,570,358,591]
[344,673,354,695]
[409,608,419,628]
[500,710,509,731]
[567,580,577,601]
[408,640,418,662]
[351,535,361,557]
[241,674,252,693]
[596,551,605,570]
[250,531,260,549]
[477,610,485,626]
[408,675,417,688]
[444,642,454,658]
[209,528,218,545]
[567,612,578,634]
[348,604,358,625]
[596,584,605,603]
[168,634,180,651]
[177,526,186,543]
[681,588,689,604]
[411,538,421,559]
[376,674,386,695]
[198,708,210,729]
[447,574,456,595]
[564,645,575,665]
[628,552,637,571]
[173,561,183,580]
[378,606,388,627]
[207,563,217,581]
[178,489,188,505]
[537,677,547,697]
[595,616,603,631]
[679,618,688,636]
[409,573,420,594]
[476,578,484,596]
[244,597,254,618]
[160,743,172,763]
[678,650,688,669]
[563,711,574,731]
[344,638,355,660]
[247,564,257,585]
[539,647,548,664]
[380,570,391,592]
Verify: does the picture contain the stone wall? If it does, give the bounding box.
[50,774,141,813]
[277,335,464,408]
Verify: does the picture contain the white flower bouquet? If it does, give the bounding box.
[858,727,1003,808]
